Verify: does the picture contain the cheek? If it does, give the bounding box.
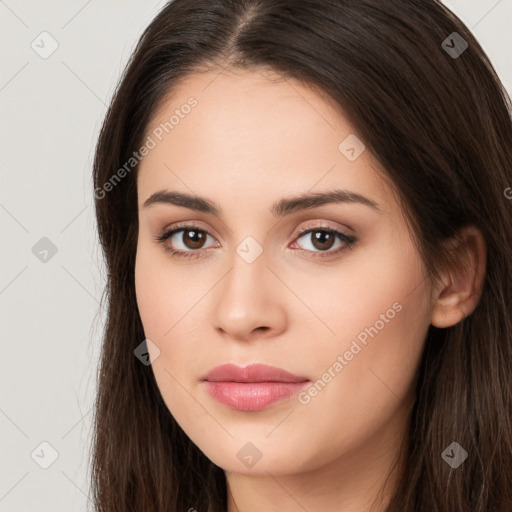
[134,240,208,376]
[328,233,430,388]
[301,286,430,464]
[300,225,429,353]
[134,244,197,416]
[135,239,181,338]
[296,237,431,444]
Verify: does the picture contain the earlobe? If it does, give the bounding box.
[430,225,487,329]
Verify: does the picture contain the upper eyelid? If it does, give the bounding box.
[163,221,351,239]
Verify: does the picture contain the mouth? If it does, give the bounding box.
[201,363,310,411]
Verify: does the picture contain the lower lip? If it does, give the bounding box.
[203,381,309,411]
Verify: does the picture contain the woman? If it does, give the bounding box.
[91,1,512,510]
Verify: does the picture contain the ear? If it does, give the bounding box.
[431,225,487,328]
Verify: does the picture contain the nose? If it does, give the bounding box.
[212,251,288,342]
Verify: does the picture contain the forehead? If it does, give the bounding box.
[144,67,354,154]
[137,68,395,216]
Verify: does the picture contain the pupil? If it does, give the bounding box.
[185,230,204,249]
[313,230,334,250]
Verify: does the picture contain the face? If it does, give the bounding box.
[134,67,435,477]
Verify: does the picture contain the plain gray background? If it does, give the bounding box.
[1,1,511,510]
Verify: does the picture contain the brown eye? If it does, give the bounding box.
[294,227,356,257]
[180,229,207,249]
[155,225,217,255]
[309,230,336,251]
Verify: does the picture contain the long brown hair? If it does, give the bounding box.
[90,1,512,510]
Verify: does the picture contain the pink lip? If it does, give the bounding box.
[201,363,310,411]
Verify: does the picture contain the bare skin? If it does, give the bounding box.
[134,67,486,512]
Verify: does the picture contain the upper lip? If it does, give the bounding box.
[202,363,309,383]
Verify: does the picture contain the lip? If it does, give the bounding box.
[201,363,310,411]
[202,363,308,383]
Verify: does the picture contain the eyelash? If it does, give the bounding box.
[153,222,357,260]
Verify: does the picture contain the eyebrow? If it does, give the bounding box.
[142,188,381,217]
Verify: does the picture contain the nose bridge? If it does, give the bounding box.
[214,203,286,292]
[224,233,269,300]
[212,232,286,337]
[220,206,272,273]
[235,232,266,266]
